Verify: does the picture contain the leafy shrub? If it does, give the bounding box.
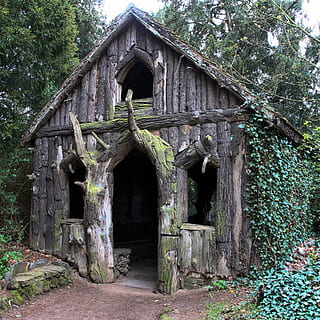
[255,261,320,319]
[207,280,229,291]
[0,234,22,279]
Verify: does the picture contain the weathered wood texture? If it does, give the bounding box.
[30,117,251,288]
[179,224,216,288]
[27,15,258,294]
[40,21,242,133]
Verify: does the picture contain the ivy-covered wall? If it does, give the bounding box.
[245,109,315,269]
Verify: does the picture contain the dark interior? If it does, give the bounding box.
[69,160,86,219]
[188,161,217,225]
[121,61,153,101]
[112,149,158,263]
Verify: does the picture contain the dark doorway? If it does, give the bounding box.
[188,161,217,226]
[121,61,153,101]
[68,160,86,219]
[113,149,158,287]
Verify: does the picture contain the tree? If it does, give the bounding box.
[157,0,320,129]
[72,0,107,59]
[0,0,106,240]
[0,0,79,115]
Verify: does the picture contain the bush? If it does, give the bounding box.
[255,261,320,319]
[0,234,22,279]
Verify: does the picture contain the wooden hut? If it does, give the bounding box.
[21,6,301,294]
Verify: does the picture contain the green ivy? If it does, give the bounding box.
[245,106,314,268]
[255,259,320,319]
[299,123,320,232]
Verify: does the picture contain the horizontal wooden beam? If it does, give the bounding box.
[36,109,246,138]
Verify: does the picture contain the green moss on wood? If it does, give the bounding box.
[86,181,104,203]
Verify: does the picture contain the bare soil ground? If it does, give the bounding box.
[1,272,249,320]
[1,245,250,320]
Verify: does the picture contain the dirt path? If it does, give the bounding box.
[1,275,249,320]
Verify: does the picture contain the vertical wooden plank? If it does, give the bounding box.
[216,156,233,276]
[231,135,245,275]
[160,127,169,144]
[190,124,201,143]
[168,127,179,154]
[38,137,49,251]
[200,72,208,111]
[178,124,191,153]
[165,47,173,113]
[177,168,188,223]
[179,229,192,271]
[158,235,179,294]
[59,100,67,126]
[229,92,239,108]
[45,137,55,254]
[217,121,231,157]
[203,229,216,274]
[30,139,41,249]
[172,54,180,113]
[87,61,97,122]
[66,87,78,125]
[219,88,229,109]
[154,43,165,115]
[145,28,153,53]
[96,54,108,121]
[118,26,127,61]
[186,66,196,112]
[179,61,187,113]
[53,108,60,127]
[78,71,90,122]
[191,230,203,271]
[207,78,220,110]
[135,22,147,49]
[195,70,202,111]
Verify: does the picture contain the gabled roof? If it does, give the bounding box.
[21,5,255,146]
[21,5,301,146]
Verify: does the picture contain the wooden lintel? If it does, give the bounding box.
[37,109,246,139]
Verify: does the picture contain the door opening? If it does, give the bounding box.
[187,161,217,226]
[112,149,158,287]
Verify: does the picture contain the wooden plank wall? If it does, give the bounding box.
[43,21,241,130]
[31,20,252,284]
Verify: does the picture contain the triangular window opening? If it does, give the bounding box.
[188,161,217,226]
[68,160,86,219]
[121,61,153,101]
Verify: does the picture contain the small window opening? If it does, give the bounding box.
[121,61,153,101]
[68,160,86,219]
[188,161,217,225]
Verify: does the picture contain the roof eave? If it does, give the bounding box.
[21,11,136,146]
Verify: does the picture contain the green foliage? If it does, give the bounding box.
[72,0,107,59]
[0,148,30,241]
[207,280,229,291]
[299,123,320,232]
[0,0,107,244]
[0,234,22,279]
[158,0,320,129]
[245,105,314,268]
[0,0,79,114]
[255,260,320,319]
